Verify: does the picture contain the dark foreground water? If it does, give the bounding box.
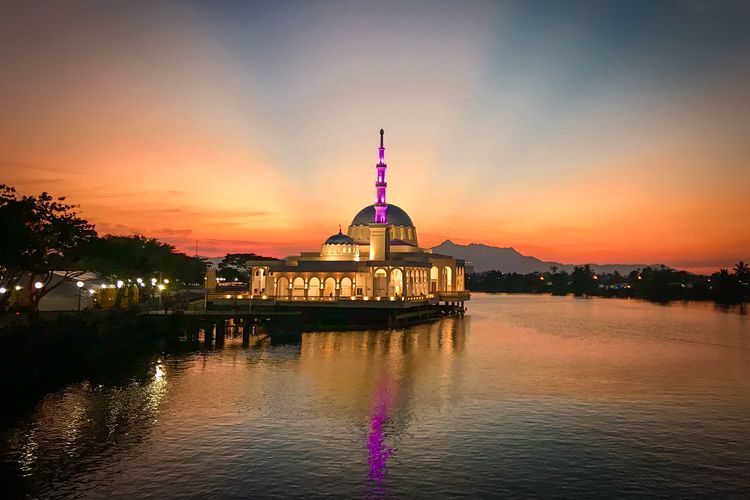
[2,294,749,498]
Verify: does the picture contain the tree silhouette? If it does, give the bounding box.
[0,185,95,317]
[733,261,748,278]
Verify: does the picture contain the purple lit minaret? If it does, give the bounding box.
[374,129,388,224]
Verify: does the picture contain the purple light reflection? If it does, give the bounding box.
[367,379,394,483]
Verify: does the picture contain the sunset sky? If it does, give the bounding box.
[1,0,749,273]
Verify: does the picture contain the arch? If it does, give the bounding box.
[340,277,352,297]
[323,277,336,298]
[292,277,305,297]
[308,276,320,297]
[443,266,453,291]
[430,266,439,293]
[276,276,289,298]
[374,268,388,297]
[389,268,403,297]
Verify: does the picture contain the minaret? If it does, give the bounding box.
[374,129,388,224]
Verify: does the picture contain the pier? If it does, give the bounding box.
[145,290,469,341]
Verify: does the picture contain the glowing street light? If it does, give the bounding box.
[14,285,21,291]
[163,279,170,284]
[116,280,124,288]
[34,282,44,289]
[136,277,143,284]
[0,287,6,294]
[158,284,165,291]
[76,281,84,311]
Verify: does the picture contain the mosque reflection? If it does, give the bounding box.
[3,317,467,496]
[300,316,467,487]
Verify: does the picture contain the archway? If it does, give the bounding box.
[323,277,336,299]
[308,277,320,297]
[389,268,403,297]
[340,277,352,297]
[443,266,453,291]
[374,269,387,297]
[430,266,439,293]
[276,277,289,298]
[292,277,305,298]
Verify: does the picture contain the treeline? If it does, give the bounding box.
[0,184,207,317]
[467,264,750,304]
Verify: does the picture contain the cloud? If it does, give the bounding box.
[0,160,78,175]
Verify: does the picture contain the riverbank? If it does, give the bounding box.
[0,310,184,415]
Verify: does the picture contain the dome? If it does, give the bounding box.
[350,204,414,227]
[324,231,356,245]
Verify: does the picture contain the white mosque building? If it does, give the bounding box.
[247,130,469,305]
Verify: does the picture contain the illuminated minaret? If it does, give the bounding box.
[374,129,388,224]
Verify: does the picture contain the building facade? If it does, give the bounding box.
[248,130,468,303]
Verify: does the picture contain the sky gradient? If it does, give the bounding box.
[2,0,749,273]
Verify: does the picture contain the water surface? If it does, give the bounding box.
[2,294,749,497]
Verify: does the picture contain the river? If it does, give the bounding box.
[2,294,749,498]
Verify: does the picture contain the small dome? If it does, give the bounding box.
[350,204,414,227]
[324,231,356,245]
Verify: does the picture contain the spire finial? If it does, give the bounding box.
[380,128,384,148]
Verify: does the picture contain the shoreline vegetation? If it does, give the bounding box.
[466,264,749,305]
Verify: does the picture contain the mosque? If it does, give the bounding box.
[246,130,469,311]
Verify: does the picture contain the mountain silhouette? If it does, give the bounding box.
[432,240,660,274]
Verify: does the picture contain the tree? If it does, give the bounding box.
[733,261,749,279]
[571,265,595,296]
[0,185,96,316]
[218,253,277,282]
[77,235,207,307]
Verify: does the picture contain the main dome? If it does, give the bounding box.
[350,204,414,227]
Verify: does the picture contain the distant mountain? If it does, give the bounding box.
[432,240,660,275]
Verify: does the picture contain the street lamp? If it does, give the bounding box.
[76,280,84,311]
[0,287,6,294]
[34,282,43,289]
[163,279,170,284]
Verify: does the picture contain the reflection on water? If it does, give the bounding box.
[2,295,749,498]
[367,375,394,484]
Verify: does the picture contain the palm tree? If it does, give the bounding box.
[733,261,749,278]
[550,265,558,274]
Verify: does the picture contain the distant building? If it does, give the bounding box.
[247,130,468,302]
